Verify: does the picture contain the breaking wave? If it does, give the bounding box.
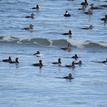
[0,36,107,49]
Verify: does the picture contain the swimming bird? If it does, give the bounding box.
[62,30,72,38]
[63,73,74,80]
[25,13,35,19]
[24,24,33,31]
[2,56,12,62]
[32,60,43,68]
[32,4,40,10]
[73,60,82,65]
[61,42,71,51]
[81,25,93,30]
[72,54,79,60]
[52,58,61,65]
[90,3,102,10]
[100,4,107,8]
[81,0,88,8]
[65,61,75,68]
[33,51,41,57]
[102,59,107,63]
[78,4,86,11]
[64,11,71,17]
[101,15,107,24]
[84,8,93,16]
[9,57,19,64]
[92,58,107,64]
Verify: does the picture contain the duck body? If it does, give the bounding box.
[62,30,72,37]
[101,15,107,22]
[32,5,40,10]
[33,51,42,57]
[100,4,107,8]
[2,56,12,62]
[9,58,19,64]
[52,58,61,65]
[63,73,74,80]
[84,9,93,15]
[73,60,82,65]
[33,63,43,67]
[81,25,93,30]
[98,59,107,63]
[101,18,106,21]
[25,13,34,19]
[65,61,75,68]
[64,14,71,17]
[65,64,74,67]
[64,11,71,17]
[72,54,79,60]
[90,6,102,10]
[32,60,43,68]
[24,24,33,31]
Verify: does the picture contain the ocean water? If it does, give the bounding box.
[0,0,107,107]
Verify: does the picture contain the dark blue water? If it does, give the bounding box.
[0,0,107,107]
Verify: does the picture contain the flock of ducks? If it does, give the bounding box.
[2,52,107,80]
[23,0,107,39]
[1,53,81,80]
[23,4,40,31]
[2,0,107,80]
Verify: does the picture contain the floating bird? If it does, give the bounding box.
[84,8,93,16]
[100,4,107,8]
[32,60,43,68]
[72,54,79,60]
[92,58,107,64]
[24,24,33,31]
[101,15,107,24]
[81,25,93,30]
[81,0,88,8]
[32,4,40,10]
[9,57,19,64]
[2,56,12,62]
[64,11,71,17]
[65,61,75,68]
[33,51,42,57]
[52,58,61,65]
[90,3,102,10]
[61,43,71,51]
[25,13,35,19]
[63,73,74,80]
[62,30,72,38]
[73,60,82,65]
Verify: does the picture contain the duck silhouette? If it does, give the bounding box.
[65,61,75,68]
[52,58,61,65]
[9,57,19,64]
[24,24,33,31]
[63,73,74,80]
[72,54,79,60]
[90,3,102,10]
[2,56,12,62]
[32,60,43,68]
[62,30,72,38]
[81,0,88,7]
[73,60,82,65]
[64,11,71,17]
[81,25,93,30]
[32,4,40,10]
[101,15,107,24]
[33,51,42,57]
[84,8,93,16]
[25,13,34,19]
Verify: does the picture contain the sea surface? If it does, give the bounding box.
[0,0,107,107]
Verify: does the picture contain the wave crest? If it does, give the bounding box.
[0,36,107,49]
